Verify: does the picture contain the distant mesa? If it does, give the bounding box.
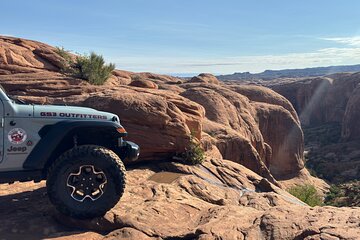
[217,64,360,80]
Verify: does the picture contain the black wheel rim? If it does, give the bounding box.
[66,165,107,202]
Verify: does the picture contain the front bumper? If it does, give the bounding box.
[122,141,140,162]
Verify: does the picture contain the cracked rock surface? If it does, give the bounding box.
[1,158,359,240]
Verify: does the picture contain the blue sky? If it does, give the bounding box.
[2,0,360,76]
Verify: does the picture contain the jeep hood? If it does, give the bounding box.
[32,105,117,121]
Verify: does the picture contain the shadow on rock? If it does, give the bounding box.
[0,186,102,239]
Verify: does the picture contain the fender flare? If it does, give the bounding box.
[23,120,126,170]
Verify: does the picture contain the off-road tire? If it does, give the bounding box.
[46,145,126,219]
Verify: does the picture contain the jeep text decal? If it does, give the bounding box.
[40,112,107,119]
[7,146,27,154]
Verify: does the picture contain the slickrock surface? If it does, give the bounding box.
[0,158,359,240]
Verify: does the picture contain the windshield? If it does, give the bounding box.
[0,84,6,95]
[0,84,27,104]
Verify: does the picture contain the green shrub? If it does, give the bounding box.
[325,182,360,207]
[131,75,144,81]
[180,133,205,165]
[55,47,71,60]
[288,184,323,207]
[74,52,115,85]
[325,185,341,205]
[54,48,115,85]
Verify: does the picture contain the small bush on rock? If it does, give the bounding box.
[288,184,323,207]
[55,47,71,61]
[131,75,144,81]
[74,52,115,85]
[55,48,115,85]
[178,134,205,165]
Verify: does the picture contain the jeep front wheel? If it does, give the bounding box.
[46,145,126,219]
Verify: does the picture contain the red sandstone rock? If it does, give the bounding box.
[188,73,220,84]
[129,78,159,89]
[0,158,358,240]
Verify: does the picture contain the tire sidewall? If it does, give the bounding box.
[47,146,126,219]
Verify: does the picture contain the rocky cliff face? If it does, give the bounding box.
[342,84,360,141]
[228,71,360,187]
[265,73,360,136]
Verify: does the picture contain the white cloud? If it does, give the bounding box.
[0,33,14,37]
[111,47,360,75]
[320,36,360,47]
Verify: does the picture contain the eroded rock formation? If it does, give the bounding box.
[0,36,311,184]
[264,74,360,138]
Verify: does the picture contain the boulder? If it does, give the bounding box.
[80,88,204,160]
[228,84,299,122]
[111,70,133,85]
[129,79,158,89]
[188,73,220,84]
